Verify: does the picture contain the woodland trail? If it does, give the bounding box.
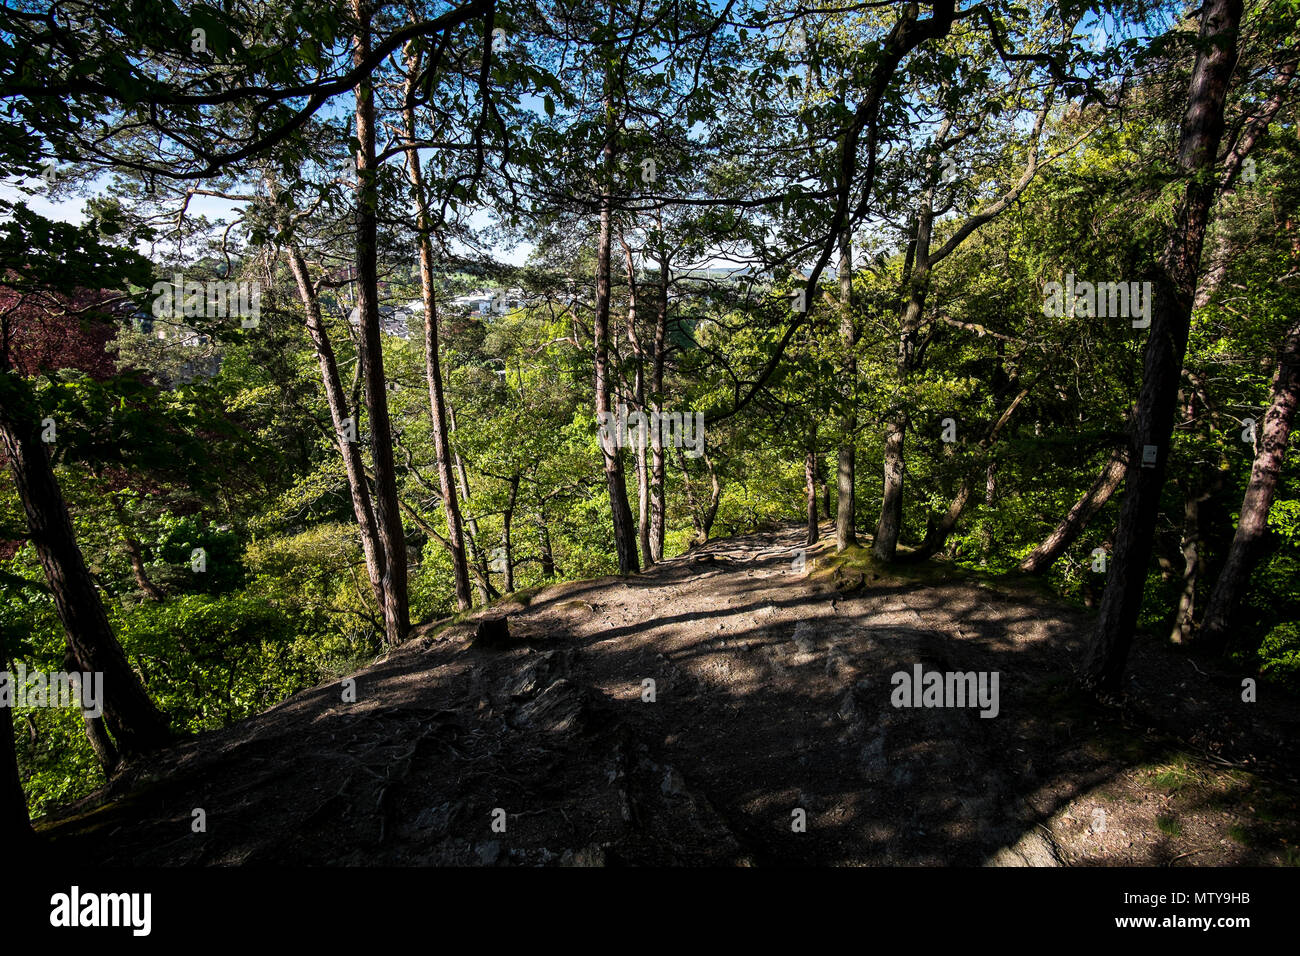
[42,523,1300,866]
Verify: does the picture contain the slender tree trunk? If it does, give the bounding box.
[875,203,932,561]
[447,402,494,603]
[401,57,473,612]
[538,516,555,578]
[1083,0,1243,691]
[59,645,120,773]
[836,228,857,550]
[503,475,519,593]
[595,58,639,575]
[421,287,473,611]
[286,244,387,613]
[352,0,409,644]
[1019,447,1130,573]
[1168,484,1208,645]
[875,413,907,559]
[648,243,669,563]
[676,446,721,544]
[636,438,651,565]
[624,241,653,567]
[395,495,497,597]
[822,458,832,521]
[805,439,819,545]
[122,538,162,601]
[0,395,170,759]
[1197,315,1300,650]
[82,713,120,773]
[903,478,974,562]
[979,461,995,565]
[688,448,721,540]
[901,386,1027,564]
[1,645,35,845]
[109,493,164,601]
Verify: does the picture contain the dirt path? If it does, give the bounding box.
[42,523,1300,865]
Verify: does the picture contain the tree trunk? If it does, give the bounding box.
[1083,0,1243,691]
[979,461,995,565]
[874,227,928,559]
[902,477,973,563]
[1018,447,1129,573]
[836,227,857,550]
[648,243,669,563]
[352,0,409,644]
[874,127,947,562]
[676,445,721,544]
[805,440,819,546]
[1168,484,1207,645]
[595,62,639,575]
[874,412,908,559]
[109,493,164,601]
[0,393,171,759]
[624,241,653,567]
[503,475,519,593]
[1197,315,1300,650]
[822,457,832,521]
[447,402,495,603]
[286,244,387,614]
[901,386,1027,564]
[402,58,473,612]
[1,642,35,845]
[538,516,555,578]
[418,283,473,611]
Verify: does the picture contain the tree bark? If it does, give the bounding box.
[538,515,555,578]
[0,711,33,845]
[624,240,653,567]
[1197,315,1300,650]
[503,475,519,593]
[836,227,857,550]
[648,241,669,563]
[1168,483,1209,645]
[109,493,164,601]
[1018,447,1129,573]
[352,0,409,643]
[0,393,171,759]
[595,40,639,575]
[805,440,820,546]
[1,645,35,845]
[874,198,932,561]
[979,460,995,565]
[286,244,387,614]
[1083,0,1244,691]
[822,457,832,521]
[676,445,721,544]
[447,401,495,603]
[402,53,473,612]
[900,386,1028,563]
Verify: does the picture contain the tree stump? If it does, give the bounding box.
[473,614,511,648]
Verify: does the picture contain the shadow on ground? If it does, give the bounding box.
[38,523,1300,866]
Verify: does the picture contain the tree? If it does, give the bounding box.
[0,205,173,759]
[1083,0,1246,692]
[1197,316,1300,650]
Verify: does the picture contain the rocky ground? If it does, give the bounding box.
[40,523,1300,866]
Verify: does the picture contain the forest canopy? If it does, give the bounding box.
[0,0,1297,862]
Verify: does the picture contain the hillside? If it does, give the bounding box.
[39,524,1300,867]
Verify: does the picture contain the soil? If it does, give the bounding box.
[39,522,1300,866]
